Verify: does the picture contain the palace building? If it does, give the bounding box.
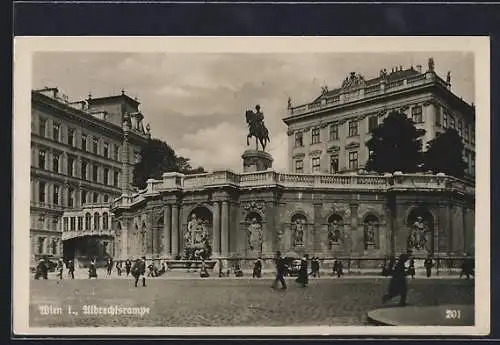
[109,58,476,265]
[30,87,149,266]
[283,59,475,179]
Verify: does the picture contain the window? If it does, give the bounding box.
[38,181,46,203]
[68,187,74,208]
[435,109,441,126]
[38,150,46,169]
[103,212,109,230]
[52,153,59,173]
[81,190,87,205]
[311,128,320,144]
[81,134,87,151]
[449,115,455,130]
[94,213,100,230]
[114,144,120,160]
[348,120,358,136]
[103,142,109,158]
[93,137,99,154]
[329,124,339,141]
[53,185,60,205]
[81,161,87,180]
[67,156,75,177]
[295,132,303,147]
[68,128,75,146]
[457,120,463,137]
[103,168,109,185]
[312,157,321,173]
[295,160,304,173]
[85,213,91,230]
[330,155,339,173]
[52,122,60,141]
[93,192,99,203]
[92,165,99,182]
[39,118,47,137]
[113,171,119,187]
[348,151,358,170]
[70,217,76,231]
[471,126,475,145]
[77,216,83,231]
[104,194,109,202]
[464,125,470,143]
[63,218,69,232]
[368,116,378,132]
[38,237,45,253]
[443,111,448,128]
[411,106,423,123]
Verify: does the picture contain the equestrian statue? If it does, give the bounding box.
[245,104,270,151]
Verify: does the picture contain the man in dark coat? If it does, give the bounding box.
[382,253,409,306]
[125,259,132,276]
[408,258,416,279]
[132,257,147,287]
[295,254,309,287]
[271,251,287,290]
[253,258,262,278]
[67,260,75,279]
[333,258,343,278]
[460,257,474,279]
[424,255,433,278]
[35,259,48,280]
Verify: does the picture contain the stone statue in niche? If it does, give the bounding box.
[327,219,342,249]
[293,218,306,246]
[408,216,428,251]
[186,213,208,247]
[364,218,377,250]
[247,217,263,252]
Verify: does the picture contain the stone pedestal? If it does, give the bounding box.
[242,149,273,172]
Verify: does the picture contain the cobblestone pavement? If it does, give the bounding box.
[30,277,474,327]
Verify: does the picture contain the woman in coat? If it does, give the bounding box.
[382,253,409,306]
[295,254,309,287]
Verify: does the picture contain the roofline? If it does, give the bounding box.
[87,94,140,107]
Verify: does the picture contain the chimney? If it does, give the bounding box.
[416,65,422,73]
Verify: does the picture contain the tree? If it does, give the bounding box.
[366,110,426,174]
[132,138,206,189]
[423,128,467,178]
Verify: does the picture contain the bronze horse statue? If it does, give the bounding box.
[245,107,270,151]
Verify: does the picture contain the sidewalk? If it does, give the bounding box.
[367,304,474,326]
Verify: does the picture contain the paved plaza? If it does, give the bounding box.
[30,275,474,327]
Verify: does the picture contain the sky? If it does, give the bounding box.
[32,51,474,172]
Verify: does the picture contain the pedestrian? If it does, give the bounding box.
[424,255,433,278]
[460,257,474,279]
[68,259,75,279]
[131,256,147,287]
[106,258,113,276]
[295,254,309,287]
[271,251,287,290]
[56,258,64,280]
[388,255,396,276]
[333,258,343,278]
[253,257,263,278]
[309,257,318,277]
[125,259,132,276]
[382,253,409,306]
[116,261,122,276]
[200,259,210,278]
[88,258,98,279]
[408,258,416,279]
[35,258,48,280]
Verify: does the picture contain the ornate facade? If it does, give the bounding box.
[30,88,149,266]
[110,169,475,261]
[283,59,476,179]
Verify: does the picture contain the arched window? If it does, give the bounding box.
[51,239,57,255]
[85,212,91,230]
[291,213,307,247]
[327,214,343,249]
[363,214,379,250]
[102,212,109,230]
[94,212,100,230]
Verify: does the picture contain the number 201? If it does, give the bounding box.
[446,309,461,319]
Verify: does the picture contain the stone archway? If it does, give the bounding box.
[183,206,213,259]
[406,206,434,254]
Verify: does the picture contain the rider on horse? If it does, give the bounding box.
[246,105,270,151]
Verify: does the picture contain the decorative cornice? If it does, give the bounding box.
[287,129,295,136]
[292,152,306,159]
[308,149,322,157]
[345,141,360,149]
[327,145,341,153]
